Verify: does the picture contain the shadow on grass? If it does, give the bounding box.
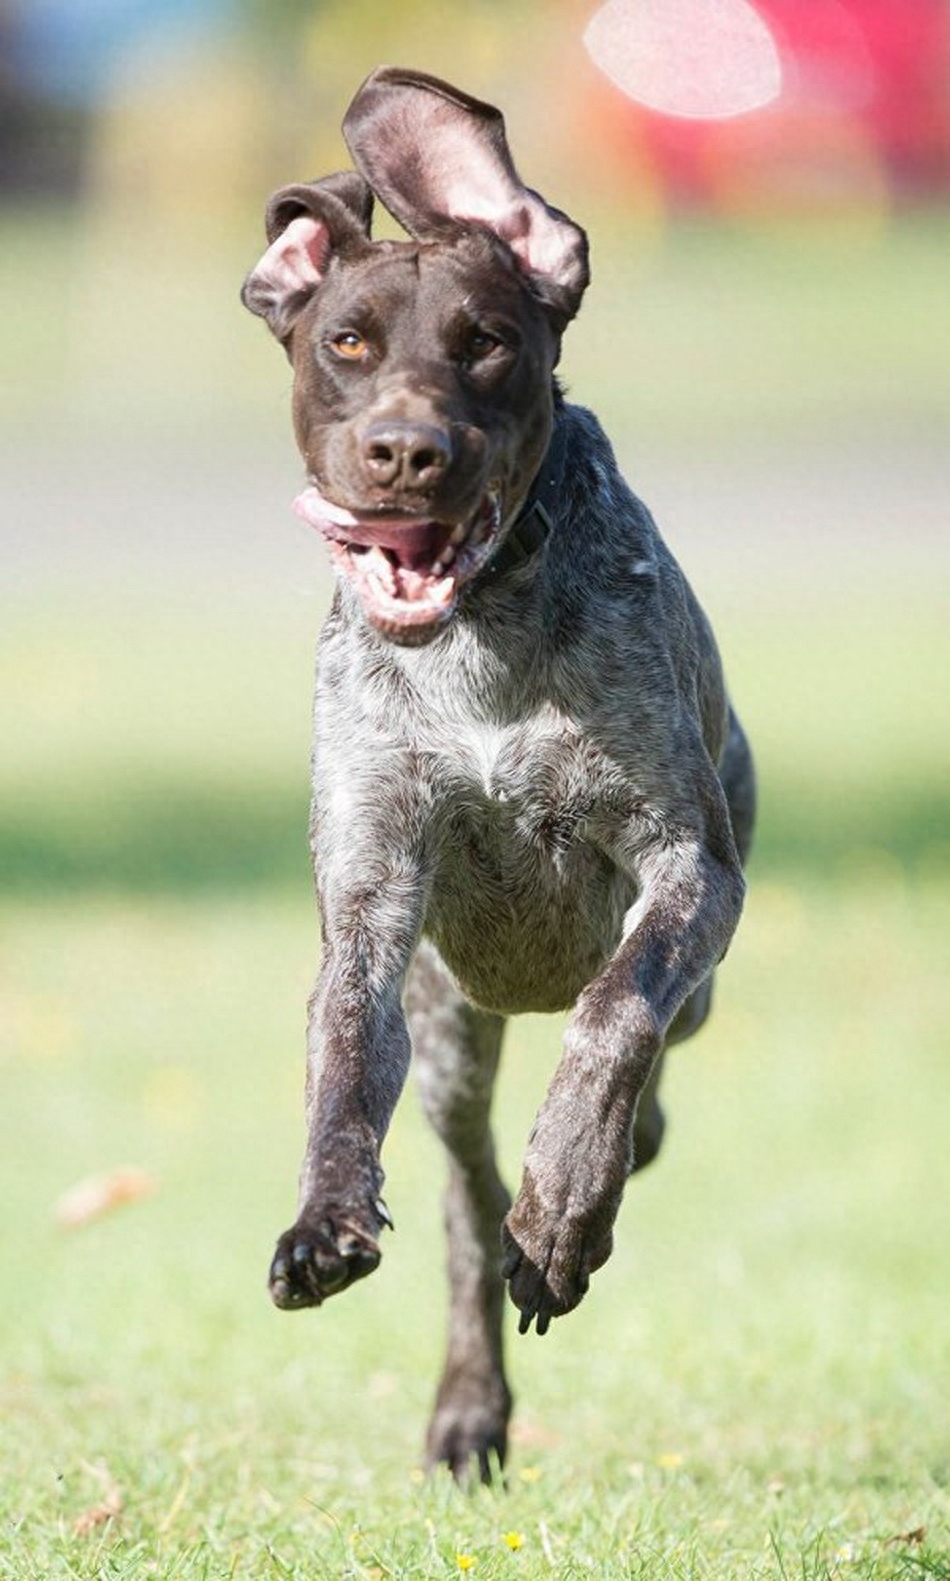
[1,777,947,894]
[0,782,311,895]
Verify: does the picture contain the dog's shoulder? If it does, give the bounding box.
[550,404,691,630]
[550,403,729,753]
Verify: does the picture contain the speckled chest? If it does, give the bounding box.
[420,710,636,1014]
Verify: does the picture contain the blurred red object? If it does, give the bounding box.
[584,0,950,208]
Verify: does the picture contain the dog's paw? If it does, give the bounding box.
[426,1393,510,1485]
[501,1172,617,1336]
[268,1198,392,1310]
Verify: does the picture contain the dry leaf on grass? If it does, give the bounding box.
[53,1168,157,1230]
[884,1527,926,1548]
[74,1493,122,1536]
[74,1464,122,1535]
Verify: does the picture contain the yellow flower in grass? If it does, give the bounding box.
[456,1553,477,1571]
[503,1529,524,1550]
[656,1452,684,1470]
[518,1465,541,1484]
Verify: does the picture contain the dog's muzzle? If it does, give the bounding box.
[294,484,504,643]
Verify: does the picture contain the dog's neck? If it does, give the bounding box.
[479,415,568,583]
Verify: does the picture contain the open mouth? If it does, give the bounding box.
[293,484,503,640]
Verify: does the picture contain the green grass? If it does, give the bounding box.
[555,212,950,458]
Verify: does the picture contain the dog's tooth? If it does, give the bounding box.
[365,543,396,593]
[430,542,458,577]
[449,521,469,546]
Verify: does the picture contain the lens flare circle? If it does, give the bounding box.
[584,0,782,120]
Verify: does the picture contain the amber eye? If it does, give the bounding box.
[464,328,501,363]
[331,330,368,359]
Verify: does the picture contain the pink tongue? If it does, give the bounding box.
[398,565,441,602]
[293,485,358,532]
[293,485,445,562]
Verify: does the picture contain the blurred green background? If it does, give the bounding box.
[2,1,949,1574]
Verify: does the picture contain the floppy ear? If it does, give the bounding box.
[241,171,373,342]
[342,67,589,327]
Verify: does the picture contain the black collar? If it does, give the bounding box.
[482,419,567,580]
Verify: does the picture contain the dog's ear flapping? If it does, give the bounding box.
[342,67,589,328]
[241,171,373,343]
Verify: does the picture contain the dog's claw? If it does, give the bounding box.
[503,1238,552,1333]
[426,1405,510,1485]
[270,1251,323,1310]
[375,1196,395,1231]
[515,1294,552,1337]
[501,1189,610,1336]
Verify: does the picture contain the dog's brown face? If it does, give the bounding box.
[242,68,589,645]
[286,232,559,642]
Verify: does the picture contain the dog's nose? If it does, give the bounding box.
[360,421,452,491]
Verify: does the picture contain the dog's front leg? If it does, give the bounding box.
[269,858,426,1310]
[503,804,745,1335]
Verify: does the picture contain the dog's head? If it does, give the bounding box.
[242,67,589,645]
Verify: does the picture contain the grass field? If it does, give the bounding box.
[2,207,949,1577]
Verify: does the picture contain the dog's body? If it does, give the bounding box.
[243,68,754,1480]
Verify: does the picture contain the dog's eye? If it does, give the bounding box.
[331,331,369,360]
[464,329,502,363]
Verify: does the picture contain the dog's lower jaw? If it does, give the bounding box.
[347,487,505,645]
[331,539,458,646]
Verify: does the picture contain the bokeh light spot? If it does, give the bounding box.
[584,0,782,120]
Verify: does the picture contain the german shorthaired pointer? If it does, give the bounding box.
[242,66,755,1480]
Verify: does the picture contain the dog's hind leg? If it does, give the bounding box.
[406,941,512,1484]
